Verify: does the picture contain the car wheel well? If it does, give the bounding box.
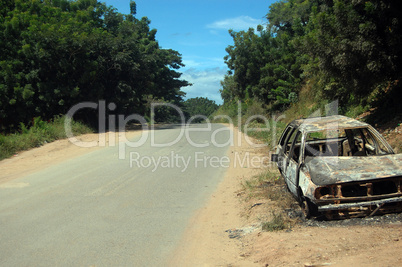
[299,191,318,219]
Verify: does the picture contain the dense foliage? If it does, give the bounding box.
[0,0,189,130]
[0,115,92,160]
[183,97,219,123]
[222,0,402,113]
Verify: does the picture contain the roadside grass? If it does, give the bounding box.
[262,212,286,232]
[210,101,241,125]
[245,120,286,149]
[242,169,300,231]
[0,116,93,161]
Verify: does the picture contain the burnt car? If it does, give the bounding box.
[271,115,402,219]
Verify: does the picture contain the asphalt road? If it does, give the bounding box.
[0,123,232,266]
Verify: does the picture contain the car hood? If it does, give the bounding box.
[305,154,402,186]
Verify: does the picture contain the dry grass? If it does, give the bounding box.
[240,169,300,231]
[261,212,286,232]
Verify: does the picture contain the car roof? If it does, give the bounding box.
[291,115,369,133]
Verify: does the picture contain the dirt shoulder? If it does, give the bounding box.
[168,125,263,266]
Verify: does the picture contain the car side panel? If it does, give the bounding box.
[284,159,299,196]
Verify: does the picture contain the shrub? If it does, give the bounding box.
[0,116,92,160]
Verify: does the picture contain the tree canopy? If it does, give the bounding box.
[222,0,402,112]
[183,97,219,123]
[0,0,189,130]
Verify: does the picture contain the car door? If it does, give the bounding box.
[276,125,295,173]
[283,129,301,195]
[283,130,302,196]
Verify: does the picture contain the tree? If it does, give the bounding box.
[300,0,402,105]
[183,97,219,123]
[223,1,310,109]
[222,0,402,114]
[0,0,189,130]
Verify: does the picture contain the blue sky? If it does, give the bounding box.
[104,0,277,104]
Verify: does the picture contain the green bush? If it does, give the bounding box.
[0,116,92,161]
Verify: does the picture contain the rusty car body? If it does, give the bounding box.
[271,115,402,219]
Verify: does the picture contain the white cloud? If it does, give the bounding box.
[207,15,261,31]
[182,57,224,69]
[181,67,227,105]
[182,59,201,69]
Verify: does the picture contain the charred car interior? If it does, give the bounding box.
[272,115,402,220]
